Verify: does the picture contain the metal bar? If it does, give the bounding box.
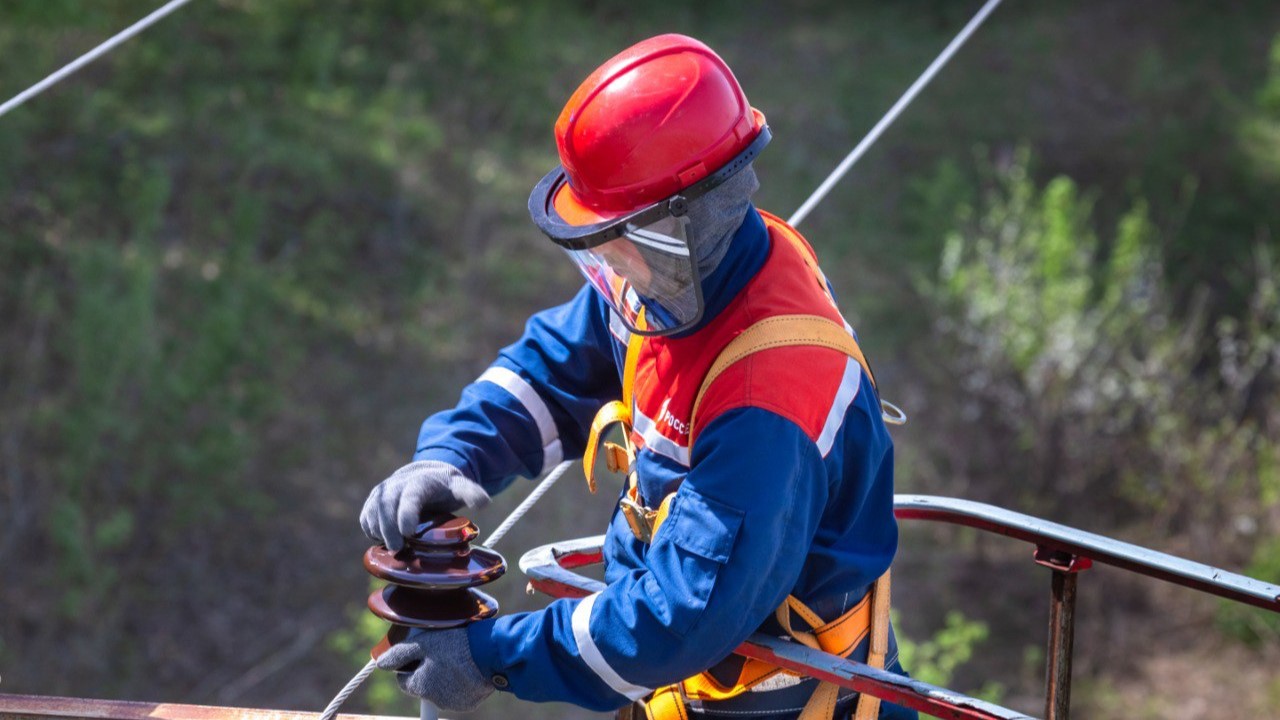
[520,538,1037,720]
[739,635,1034,720]
[518,534,606,599]
[0,694,407,720]
[1043,571,1077,720]
[895,495,1280,612]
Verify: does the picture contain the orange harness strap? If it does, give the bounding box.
[641,573,891,720]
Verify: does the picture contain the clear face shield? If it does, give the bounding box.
[528,126,771,337]
[563,214,702,334]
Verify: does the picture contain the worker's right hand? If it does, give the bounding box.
[360,460,490,551]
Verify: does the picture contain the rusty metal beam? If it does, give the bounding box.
[1043,570,1078,720]
[0,694,408,720]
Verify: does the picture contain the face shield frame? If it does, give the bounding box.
[529,126,770,251]
[529,126,771,336]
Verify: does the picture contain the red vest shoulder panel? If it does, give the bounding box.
[629,213,857,462]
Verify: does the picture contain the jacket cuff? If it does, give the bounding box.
[465,618,509,692]
[411,446,474,479]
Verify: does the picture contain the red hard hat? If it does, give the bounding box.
[548,34,766,227]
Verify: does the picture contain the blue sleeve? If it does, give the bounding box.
[467,408,827,709]
[413,284,621,494]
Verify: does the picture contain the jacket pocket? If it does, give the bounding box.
[642,487,745,636]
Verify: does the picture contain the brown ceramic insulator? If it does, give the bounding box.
[366,513,506,660]
[363,544,505,590]
[367,585,499,629]
[405,514,480,547]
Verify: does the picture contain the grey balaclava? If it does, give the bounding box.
[608,163,760,333]
[686,163,760,279]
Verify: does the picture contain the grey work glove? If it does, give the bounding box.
[360,460,490,551]
[376,627,495,712]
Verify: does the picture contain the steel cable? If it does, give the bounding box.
[787,0,1006,227]
[0,0,199,119]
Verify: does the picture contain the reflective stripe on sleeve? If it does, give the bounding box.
[815,356,862,457]
[570,593,652,701]
[478,367,563,470]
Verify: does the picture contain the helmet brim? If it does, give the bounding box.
[529,123,772,251]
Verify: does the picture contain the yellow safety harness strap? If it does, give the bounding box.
[643,685,688,720]
[853,571,892,720]
[689,314,876,439]
[583,400,633,495]
[584,310,647,494]
[622,311,645,409]
[643,575,890,719]
[758,209,830,291]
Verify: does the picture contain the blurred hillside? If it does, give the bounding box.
[1,1,1278,718]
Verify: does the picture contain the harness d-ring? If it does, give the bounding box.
[880,399,907,426]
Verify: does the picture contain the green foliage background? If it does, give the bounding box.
[1,1,1278,718]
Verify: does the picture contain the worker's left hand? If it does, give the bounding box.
[375,627,495,711]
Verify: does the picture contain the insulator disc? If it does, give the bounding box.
[363,543,506,590]
[367,585,499,629]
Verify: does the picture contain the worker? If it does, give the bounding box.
[360,34,916,720]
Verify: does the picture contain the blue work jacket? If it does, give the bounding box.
[413,207,902,714]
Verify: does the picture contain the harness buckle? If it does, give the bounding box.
[620,496,658,543]
[603,442,631,474]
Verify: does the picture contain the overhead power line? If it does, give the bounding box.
[788,0,1006,227]
[0,0,199,119]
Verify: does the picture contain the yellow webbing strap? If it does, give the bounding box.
[583,400,633,494]
[642,579,888,719]
[689,314,876,437]
[643,685,688,720]
[622,311,646,409]
[583,311,647,494]
[853,571,892,720]
[677,593,873,705]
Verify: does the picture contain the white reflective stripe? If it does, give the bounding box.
[542,438,564,470]
[477,367,562,469]
[571,593,652,701]
[624,227,691,256]
[608,310,632,344]
[815,356,863,457]
[632,405,691,467]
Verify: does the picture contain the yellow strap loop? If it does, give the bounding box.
[583,308,647,495]
[583,400,633,494]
